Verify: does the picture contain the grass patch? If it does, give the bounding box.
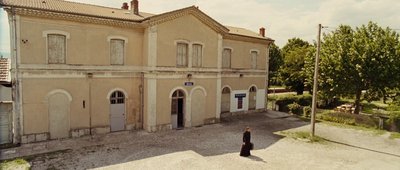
[0,158,30,170]
[320,121,386,136]
[279,131,325,143]
[390,132,400,139]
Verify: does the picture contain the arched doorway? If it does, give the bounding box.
[221,87,231,113]
[171,90,185,129]
[110,91,126,132]
[249,86,257,110]
[48,92,71,139]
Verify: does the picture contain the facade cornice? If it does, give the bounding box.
[224,33,274,45]
[143,6,229,34]
[6,8,145,29]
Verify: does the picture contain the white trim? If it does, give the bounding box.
[249,49,260,54]
[223,47,234,52]
[42,30,71,39]
[169,86,189,99]
[174,39,190,45]
[248,84,258,91]
[189,86,208,97]
[106,88,129,100]
[146,78,157,131]
[221,85,233,91]
[107,36,129,43]
[148,26,158,68]
[45,89,73,102]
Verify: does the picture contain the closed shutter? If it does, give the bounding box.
[110,39,125,65]
[251,51,257,69]
[222,48,231,68]
[192,44,202,67]
[177,43,188,66]
[48,34,66,64]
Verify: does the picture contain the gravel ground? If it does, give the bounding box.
[1,111,400,170]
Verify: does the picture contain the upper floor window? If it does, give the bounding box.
[222,48,232,68]
[110,39,125,65]
[192,44,203,67]
[48,34,66,64]
[177,43,188,67]
[251,51,258,69]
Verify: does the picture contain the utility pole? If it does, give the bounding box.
[311,24,322,137]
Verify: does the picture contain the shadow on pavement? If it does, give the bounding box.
[21,111,308,169]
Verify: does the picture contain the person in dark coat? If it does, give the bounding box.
[240,127,252,157]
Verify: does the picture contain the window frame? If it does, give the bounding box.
[43,30,70,64]
[176,42,189,67]
[192,43,203,68]
[250,50,259,69]
[222,47,233,69]
[107,36,128,66]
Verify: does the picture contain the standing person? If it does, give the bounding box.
[240,127,252,157]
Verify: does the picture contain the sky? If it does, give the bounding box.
[1,0,400,56]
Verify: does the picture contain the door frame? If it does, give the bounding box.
[171,89,186,129]
[46,89,72,139]
[108,89,128,132]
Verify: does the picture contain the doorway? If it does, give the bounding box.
[49,92,70,139]
[171,90,185,129]
[110,91,126,132]
[221,87,231,113]
[249,86,257,110]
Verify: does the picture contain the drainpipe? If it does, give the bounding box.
[140,72,144,129]
[8,6,21,144]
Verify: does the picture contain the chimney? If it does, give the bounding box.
[131,0,139,15]
[259,27,265,37]
[121,2,129,10]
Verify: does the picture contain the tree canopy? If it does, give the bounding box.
[319,22,400,114]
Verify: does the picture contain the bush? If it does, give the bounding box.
[319,111,378,128]
[274,94,312,112]
[387,111,400,132]
[303,106,311,118]
[288,102,302,115]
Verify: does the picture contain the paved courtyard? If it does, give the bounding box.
[1,111,400,170]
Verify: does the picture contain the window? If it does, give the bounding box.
[110,39,125,65]
[110,91,125,104]
[48,34,66,64]
[222,48,231,68]
[222,87,231,94]
[251,51,258,69]
[177,43,188,67]
[192,44,203,67]
[249,86,257,92]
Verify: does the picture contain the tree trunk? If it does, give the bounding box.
[354,90,362,114]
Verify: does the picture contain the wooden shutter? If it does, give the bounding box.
[251,51,257,69]
[110,39,124,65]
[192,44,202,67]
[222,48,231,68]
[177,43,188,66]
[48,34,66,64]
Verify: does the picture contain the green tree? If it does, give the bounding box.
[319,22,400,114]
[279,38,313,95]
[268,43,283,86]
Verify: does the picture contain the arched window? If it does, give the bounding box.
[222,87,231,94]
[249,86,257,92]
[110,91,125,104]
[172,90,185,98]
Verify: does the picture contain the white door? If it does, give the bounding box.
[49,93,70,139]
[0,103,12,144]
[110,91,125,132]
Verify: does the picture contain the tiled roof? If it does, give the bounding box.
[1,0,271,40]
[226,26,269,39]
[1,0,155,21]
[0,58,11,83]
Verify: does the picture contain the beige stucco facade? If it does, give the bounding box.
[2,0,273,144]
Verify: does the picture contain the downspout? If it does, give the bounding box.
[140,72,144,129]
[8,6,21,143]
